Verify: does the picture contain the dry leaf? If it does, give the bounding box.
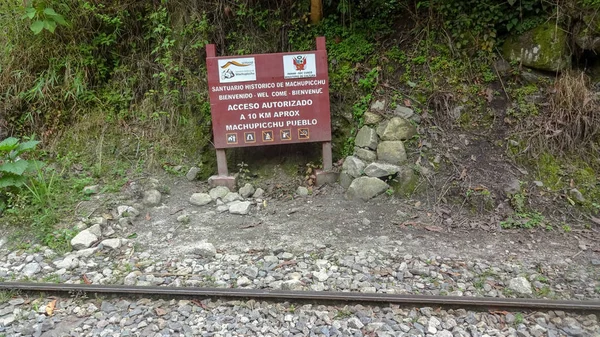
[425,226,443,232]
[145,213,151,221]
[82,275,92,285]
[46,299,57,316]
[404,99,411,107]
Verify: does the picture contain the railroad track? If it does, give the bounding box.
[2,282,599,312]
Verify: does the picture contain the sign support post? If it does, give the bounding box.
[205,37,338,190]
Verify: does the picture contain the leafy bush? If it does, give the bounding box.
[0,137,43,212]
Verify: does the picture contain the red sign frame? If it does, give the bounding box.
[206,38,331,149]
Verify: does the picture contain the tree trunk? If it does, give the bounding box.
[310,0,323,24]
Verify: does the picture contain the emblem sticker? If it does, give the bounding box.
[218,57,257,83]
[283,54,317,79]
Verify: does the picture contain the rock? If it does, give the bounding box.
[376,117,417,141]
[229,201,252,215]
[393,106,415,119]
[222,192,242,203]
[0,237,5,249]
[189,193,212,206]
[495,59,512,75]
[237,276,252,287]
[533,181,544,187]
[504,178,521,197]
[239,183,255,198]
[354,147,377,163]
[142,189,162,206]
[281,280,303,291]
[370,99,386,112]
[117,205,139,218]
[83,185,100,195]
[71,230,98,250]
[363,162,401,178]
[348,317,364,329]
[354,126,378,150]
[569,188,585,203]
[508,276,533,295]
[0,314,15,327]
[209,186,230,200]
[22,262,41,277]
[339,171,353,189]
[342,156,366,178]
[88,224,102,237]
[192,242,216,257]
[186,167,201,181]
[296,186,309,196]
[377,141,407,165]
[252,188,264,198]
[435,331,453,337]
[363,111,383,125]
[101,239,122,250]
[176,214,190,223]
[502,21,571,72]
[345,177,389,201]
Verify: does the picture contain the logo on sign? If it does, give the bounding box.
[226,133,238,144]
[293,56,307,70]
[280,129,292,141]
[244,132,256,143]
[262,130,274,142]
[283,54,317,79]
[218,58,257,83]
[298,128,310,140]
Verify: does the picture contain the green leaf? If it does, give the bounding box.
[25,160,45,173]
[43,7,58,16]
[0,138,19,152]
[0,175,27,188]
[127,233,138,239]
[52,14,68,26]
[30,20,44,34]
[22,7,36,20]
[15,140,40,153]
[0,160,29,175]
[44,20,57,33]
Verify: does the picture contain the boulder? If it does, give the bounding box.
[339,171,353,189]
[209,186,230,200]
[229,201,252,215]
[186,167,201,181]
[370,99,386,112]
[143,189,162,206]
[363,112,383,125]
[189,193,212,206]
[377,141,407,165]
[502,21,571,72]
[239,183,255,198]
[345,177,389,201]
[71,230,98,250]
[342,156,366,178]
[223,192,242,203]
[377,117,417,141]
[354,147,377,163]
[364,163,401,178]
[354,126,378,150]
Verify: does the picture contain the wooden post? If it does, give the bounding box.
[322,142,332,171]
[310,0,323,24]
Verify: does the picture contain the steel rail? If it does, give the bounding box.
[1,282,599,312]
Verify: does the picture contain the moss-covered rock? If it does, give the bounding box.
[502,22,571,72]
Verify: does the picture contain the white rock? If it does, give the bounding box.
[54,255,79,270]
[70,230,98,250]
[143,189,162,206]
[90,217,107,225]
[192,242,216,257]
[508,276,533,295]
[253,188,264,198]
[117,206,139,218]
[22,262,41,277]
[348,317,364,329]
[88,224,102,237]
[209,186,230,200]
[0,314,15,326]
[189,193,212,206]
[237,276,252,287]
[239,183,255,198]
[229,201,252,215]
[223,192,242,203]
[313,270,329,282]
[101,239,122,250]
[296,186,309,196]
[74,247,99,258]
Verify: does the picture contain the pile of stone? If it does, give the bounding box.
[341,101,419,201]
[189,183,265,215]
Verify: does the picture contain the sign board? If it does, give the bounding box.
[206,38,331,149]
